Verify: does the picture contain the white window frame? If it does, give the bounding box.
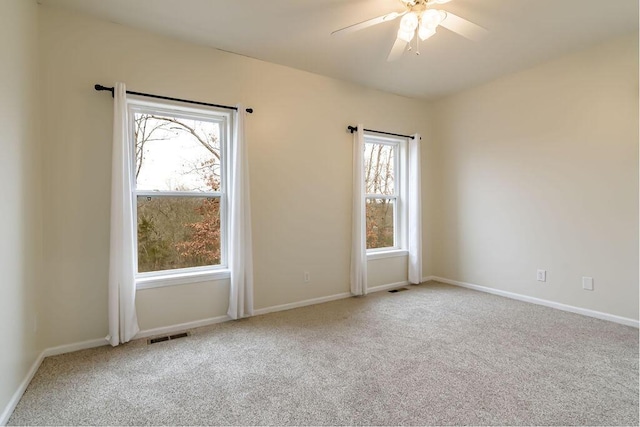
[127,97,233,289]
[364,133,408,259]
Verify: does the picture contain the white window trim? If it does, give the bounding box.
[367,249,409,260]
[126,96,233,289]
[364,133,409,254]
[137,268,231,290]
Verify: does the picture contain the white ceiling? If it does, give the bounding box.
[40,0,638,99]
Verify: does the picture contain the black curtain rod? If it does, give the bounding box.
[347,125,416,140]
[94,84,253,114]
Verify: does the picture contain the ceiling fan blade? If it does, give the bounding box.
[439,12,487,41]
[387,37,407,62]
[331,11,405,36]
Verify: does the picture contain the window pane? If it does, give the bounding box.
[364,142,395,195]
[366,198,394,249]
[137,196,221,273]
[134,113,222,192]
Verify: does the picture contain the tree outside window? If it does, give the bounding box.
[132,109,228,274]
[364,139,399,250]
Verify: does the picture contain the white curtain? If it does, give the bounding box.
[350,124,368,296]
[107,82,139,346]
[227,105,254,319]
[408,133,423,284]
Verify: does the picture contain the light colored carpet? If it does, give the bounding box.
[8,282,639,426]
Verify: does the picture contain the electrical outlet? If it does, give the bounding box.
[582,277,594,291]
[537,269,546,282]
[304,271,311,283]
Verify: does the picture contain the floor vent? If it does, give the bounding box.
[148,332,190,345]
[388,288,410,293]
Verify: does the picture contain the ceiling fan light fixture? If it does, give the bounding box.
[400,12,419,32]
[421,9,444,29]
[418,25,436,40]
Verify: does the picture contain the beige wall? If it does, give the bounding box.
[368,256,410,289]
[431,34,639,320]
[136,280,230,331]
[0,0,42,420]
[38,6,435,343]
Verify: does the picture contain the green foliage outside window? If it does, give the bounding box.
[134,113,223,273]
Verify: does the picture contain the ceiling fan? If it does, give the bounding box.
[331,0,487,61]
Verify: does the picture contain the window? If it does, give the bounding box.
[128,99,231,286]
[364,134,407,253]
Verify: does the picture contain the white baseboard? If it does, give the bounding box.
[0,351,45,426]
[254,292,352,316]
[429,276,639,328]
[135,315,230,339]
[368,281,410,294]
[43,337,109,358]
[252,280,415,315]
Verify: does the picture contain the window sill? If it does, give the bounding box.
[367,249,408,260]
[136,269,231,290]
